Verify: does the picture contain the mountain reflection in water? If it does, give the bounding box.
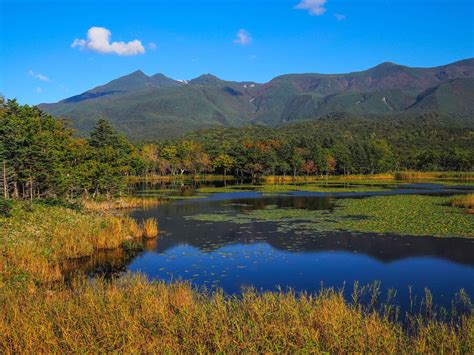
[72,187,474,310]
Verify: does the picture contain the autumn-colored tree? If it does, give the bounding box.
[301,160,317,176]
[325,155,337,176]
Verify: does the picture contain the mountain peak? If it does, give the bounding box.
[190,74,222,85]
[41,57,474,139]
[127,69,148,78]
[150,73,181,87]
[370,62,401,71]
[151,73,168,79]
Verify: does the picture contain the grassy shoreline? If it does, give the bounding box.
[128,171,474,183]
[82,196,163,211]
[1,191,473,352]
[1,275,472,353]
[0,201,158,284]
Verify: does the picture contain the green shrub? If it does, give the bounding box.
[0,199,12,217]
[36,197,83,211]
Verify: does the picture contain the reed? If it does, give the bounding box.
[261,172,474,184]
[0,275,471,353]
[451,194,474,214]
[127,217,144,238]
[0,202,158,283]
[82,196,162,212]
[395,171,474,181]
[262,173,395,183]
[141,218,158,238]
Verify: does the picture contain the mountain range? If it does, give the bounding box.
[40,58,474,140]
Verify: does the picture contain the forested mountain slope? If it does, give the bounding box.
[40,58,474,139]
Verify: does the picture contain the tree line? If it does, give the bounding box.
[1,98,473,200]
[141,117,473,178]
[0,99,142,200]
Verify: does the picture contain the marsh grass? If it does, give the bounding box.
[262,171,474,183]
[395,171,474,181]
[0,202,158,283]
[263,173,395,183]
[83,196,162,211]
[141,218,158,238]
[451,194,474,214]
[0,275,471,353]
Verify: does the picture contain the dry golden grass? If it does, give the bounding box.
[451,194,474,214]
[263,173,396,183]
[127,217,144,238]
[82,196,162,212]
[263,172,474,183]
[452,194,474,208]
[0,275,471,353]
[395,171,474,181]
[141,218,158,238]
[0,203,158,283]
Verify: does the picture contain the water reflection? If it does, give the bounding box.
[62,238,159,279]
[73,186,474,309]
[131,193,474,265]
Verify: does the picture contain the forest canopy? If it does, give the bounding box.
[1,98,473,200]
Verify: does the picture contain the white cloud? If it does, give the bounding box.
[71,27,145,56]
[234,29,252,46]
[148,42,157,51]
[334,13,346,21]
[28,70,49,82]
[295,0,327,16]
[36,86,43,94]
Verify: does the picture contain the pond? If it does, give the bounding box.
[92,183,474,310]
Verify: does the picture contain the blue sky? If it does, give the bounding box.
[1,0,473,104]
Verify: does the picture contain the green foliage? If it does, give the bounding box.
[35,197,83,211]
[0,99,144,200]
[122,240,145,252]
[2,96,473,201]
[0,198,12,217]
[213,153,235,176]
[172,117,473,176]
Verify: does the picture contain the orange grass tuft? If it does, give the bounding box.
[141,218,158,238]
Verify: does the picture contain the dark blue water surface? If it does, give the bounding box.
[87,183,474,311]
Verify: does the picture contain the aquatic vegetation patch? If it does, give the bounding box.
[257,183,389,194]
[334,195,474,237]
[164,195,208,200]
[197,182,391,194]
[187,195,474,238]
[197,186,255,193]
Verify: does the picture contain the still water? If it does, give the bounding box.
[93,184,474,309]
